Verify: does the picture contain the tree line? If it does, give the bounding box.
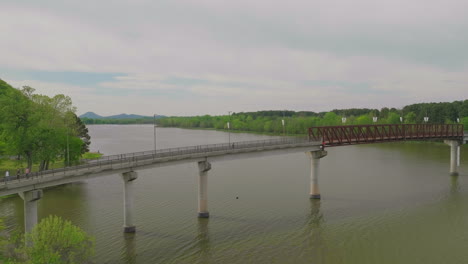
[0,79,91,171]
[156,100,468,135]
[80,117,155,125]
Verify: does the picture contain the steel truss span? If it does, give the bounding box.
[308,124,464,147]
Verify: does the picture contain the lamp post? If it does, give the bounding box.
[153,114,157,152]
[65,110,70,167]
[66,127,69,167]
[228,111,232,145]
[282,111,286,136]
[423,111,429,123]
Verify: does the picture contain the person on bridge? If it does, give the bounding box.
[5,170,9,181]
[16,168,20,179]
[25,168,30,179]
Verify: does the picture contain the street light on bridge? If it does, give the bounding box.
[282,111,286,136]
[153,114,157,152]
[423,111,429,123]
[227,111,232,145]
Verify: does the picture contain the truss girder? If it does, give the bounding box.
[308,124,464,147]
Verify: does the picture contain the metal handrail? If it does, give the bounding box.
[1,137,315,185]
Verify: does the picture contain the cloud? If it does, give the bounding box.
[1,0,467,116]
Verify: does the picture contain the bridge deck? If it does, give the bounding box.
[0,138,320,196]
[2,125,466,197]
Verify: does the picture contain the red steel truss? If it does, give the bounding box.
[308,124,464,147]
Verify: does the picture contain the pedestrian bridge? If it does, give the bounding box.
[1,124,466,233]
[1,137,323,197]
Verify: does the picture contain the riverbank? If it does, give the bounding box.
[0,152,103,178]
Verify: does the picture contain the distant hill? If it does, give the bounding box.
[80,112,104,119]
[106,113,150,119]
[79,112,164,120]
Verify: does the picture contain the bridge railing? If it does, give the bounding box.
[1,137,315,185]
[308,124,464,146]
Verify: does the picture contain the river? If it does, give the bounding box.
[1,125,467,263]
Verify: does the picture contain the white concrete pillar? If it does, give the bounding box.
[122,171,138,233]
[198,161,211,218]
[445,140,460,176]
[306,150,328,199]
[19,189,43,233]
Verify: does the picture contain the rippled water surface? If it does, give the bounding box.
[1,125,467,264]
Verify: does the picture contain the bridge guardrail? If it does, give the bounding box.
[1,137,315,186]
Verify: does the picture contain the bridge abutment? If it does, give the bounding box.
[122,171,138,233]
[19,189,43,233]
[445,140,461,176]
[198,161,211,218]
[307,150,327,199]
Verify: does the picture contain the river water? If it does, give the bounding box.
[1,125,467,264]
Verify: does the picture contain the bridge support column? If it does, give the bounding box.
[122,171,138,233]
[19,189,43,233]
[198,161,211,218]
[445,140,461,176]
[307,150,327,199]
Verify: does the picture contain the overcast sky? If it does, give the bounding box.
[1,0,467,116]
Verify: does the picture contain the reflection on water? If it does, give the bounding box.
[195,219,211,263]
[1,125,467,263]
[450,175,460,195]
[302,200,326,263]
[122,233,137,264]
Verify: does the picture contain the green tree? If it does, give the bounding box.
[404,112,417,124]
[72,114,91,154]
[321,112,340,126]
[386,112,401,124]
[23,215,94,264]
[461,117,468,130]
[0,218,6,262]
[355,115,373,125]
[0,81,88,171]
[0,82,34,169]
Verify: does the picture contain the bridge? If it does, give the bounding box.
[1,124,466,233]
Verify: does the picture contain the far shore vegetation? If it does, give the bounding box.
[82,100,468,135]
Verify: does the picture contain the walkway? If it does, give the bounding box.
[0,137,320,196]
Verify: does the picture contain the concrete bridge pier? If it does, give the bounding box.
[307,150,328,199]
[445,140,461,176]
[122,171,138,233]
[198,161,211,218]
[19,189,43,232]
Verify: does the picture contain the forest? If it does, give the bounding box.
[156,101,468,135]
